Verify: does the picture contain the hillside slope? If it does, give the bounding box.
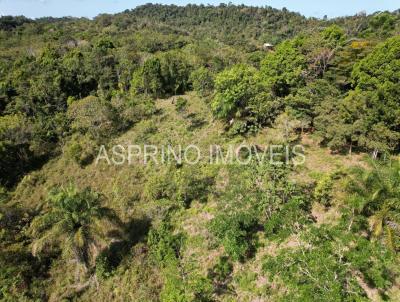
[4,95,398,301]
[1,4,400,301]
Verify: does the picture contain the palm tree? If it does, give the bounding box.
[29,185,123,269]
[346,160,400,251]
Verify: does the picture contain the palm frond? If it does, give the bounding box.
[31,220,69,256]
[370,214,383,238]
[385,226,395,251]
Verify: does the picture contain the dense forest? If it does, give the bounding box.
[0,4,400,301]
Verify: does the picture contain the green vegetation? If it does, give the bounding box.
[0,4,400,301]
[346,162,400,251]
[29,185,122,270]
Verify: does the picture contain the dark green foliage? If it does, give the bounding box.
[0,114,33,186]
[321,25,346,47]
[112,94,156,127]
[211,64,280,132]
[321,36,400,155]
[0,16,32,31]
[313,173,335,206]
[147,222,187,302]
[206,256,233,295]
[61,49,98,99]
[0,248,47,301]
[144,168,177,202]
[145,165,216,208]
[208,256,233,284]
[190,67,214,97]
[131,52,192,97]
[212,64,258,120]
[288,79,342,129]
[160,51,192,96]
[367,12,398,37]
[95,253,114,279]
[175,167,216,207]
[63,133,97,166]
[131,57,163,97]
[129,4,309,46]
[187,276,214,302]
[0,204,48,301]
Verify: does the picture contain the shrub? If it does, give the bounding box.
[188,275,214,302]
[95,253,113,279]
[147,222,183,265]
[208,256,233,284]
[134,120,158,143]
[210,212,257,261]
[0,186,7,204]
[345,162,400,251]
[175,97,188,112]
[63,133,98,166]
[144,166,216,208]
[67,96,118,139]
[174,166,216,207]
[112,94,156,127]
[321,25,345,47]
[148,222,187,301]
[264,196,311,240]
[314,173,334,206]
[143,169,177,202]
[260,38,307,97]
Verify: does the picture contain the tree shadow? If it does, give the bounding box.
[186,113,207,131]
[98,216,151,271]
[1,149,51,189]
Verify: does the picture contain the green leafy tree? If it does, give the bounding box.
[260,38,307,97]
[61,49,97,99]
[343,36,400,156]
[0,114,33,187]
[321,25,346,47]
[366,12,397,37]
[89,37,118,100]
[142,57,164,97]
[189,67,214,96]
[160,51,192,96]
[211,64,258,120]
[287,79,341,130]
[147,222,187,302]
